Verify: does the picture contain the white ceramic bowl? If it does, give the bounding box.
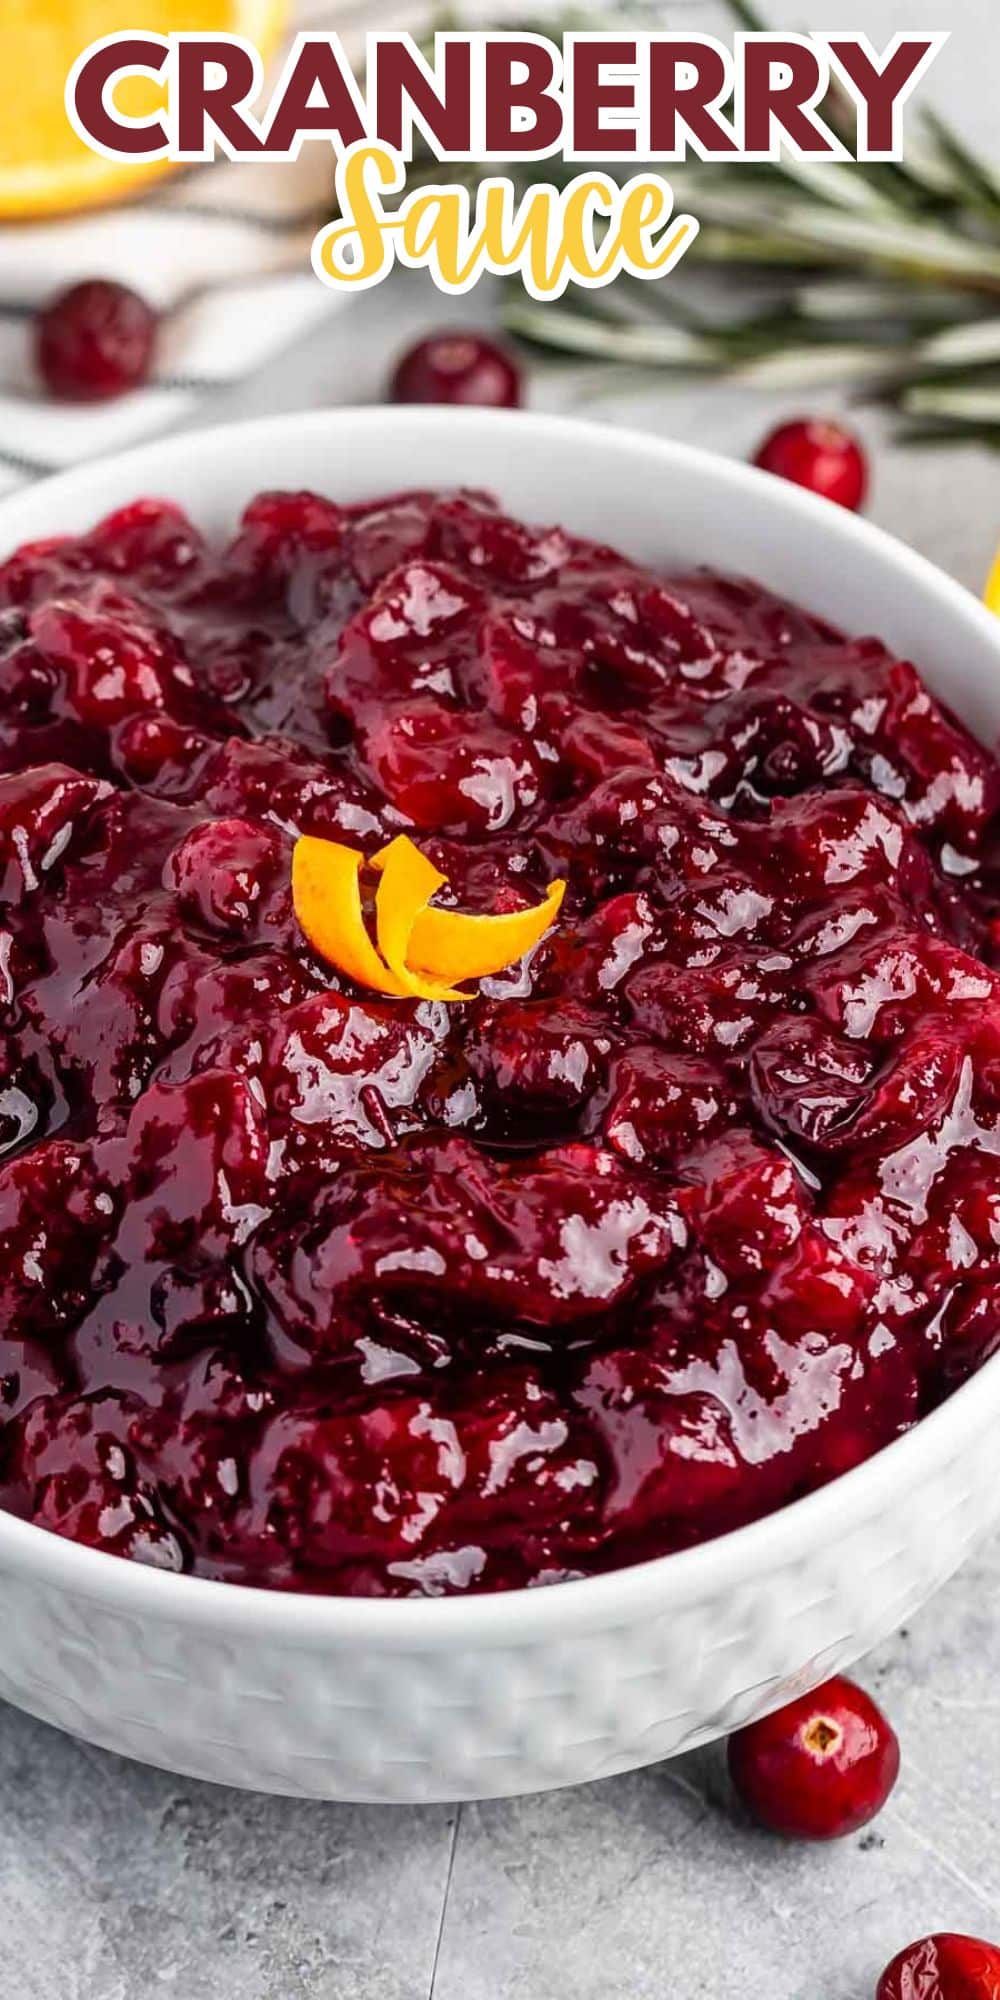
[2,407,1000,1804]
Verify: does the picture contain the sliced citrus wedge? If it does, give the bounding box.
[0,0,286,220]
[985,546,1000,617]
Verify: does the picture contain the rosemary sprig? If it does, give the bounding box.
[430,0,1000,443]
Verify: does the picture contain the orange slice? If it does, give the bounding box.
[985,546,1000,617]
[0,0,286,220]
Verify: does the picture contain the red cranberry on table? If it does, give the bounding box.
[753,417,868,511]
[727,1674,899,1839]
[877,1935,1000,2000]
[35,280,158,403]
[390,332,521,408]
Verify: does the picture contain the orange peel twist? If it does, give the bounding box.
[292,832,565,1001]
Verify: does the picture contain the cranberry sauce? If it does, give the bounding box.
[0,487,998,1596]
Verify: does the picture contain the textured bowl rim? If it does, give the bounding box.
[4,401,1000,1649]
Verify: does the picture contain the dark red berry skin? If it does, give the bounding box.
[727,1674,899,1839]
[877,1935,1000,2000]
[35,281,158,403]
[753,418,868,511]
[390,332,521,408]
[3,482,1000,1596]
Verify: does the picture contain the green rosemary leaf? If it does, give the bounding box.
[721,0,766,28]
[783,163,901,215]
[413,0,1000,444]
[903,380,1000,422]
[727,342,904,388]
[793,279,981,324]
[896,420,1000,449]
[504,301,720,365]
[691,226,843,269]
[916,319,1000,369]
[922,107,1000,214]
[733,205,1000,288]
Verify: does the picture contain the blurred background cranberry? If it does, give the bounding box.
[35,279,158,403]
[389,330,521,408]
[753,417,868,511]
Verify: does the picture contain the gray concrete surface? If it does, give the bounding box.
[3,1537,999,2000]
[5,2,1000,1993]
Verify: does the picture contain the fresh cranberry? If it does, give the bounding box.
[753,418,868,510]
[727,1675,900,1839]
[35,281,158,403]
[390,332,521,408]
[877,1935,1000,2000]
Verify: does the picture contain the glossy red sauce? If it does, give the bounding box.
[0,486,998,1595]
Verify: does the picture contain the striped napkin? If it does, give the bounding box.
[0,0,552,492]
[0,0,391,495]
